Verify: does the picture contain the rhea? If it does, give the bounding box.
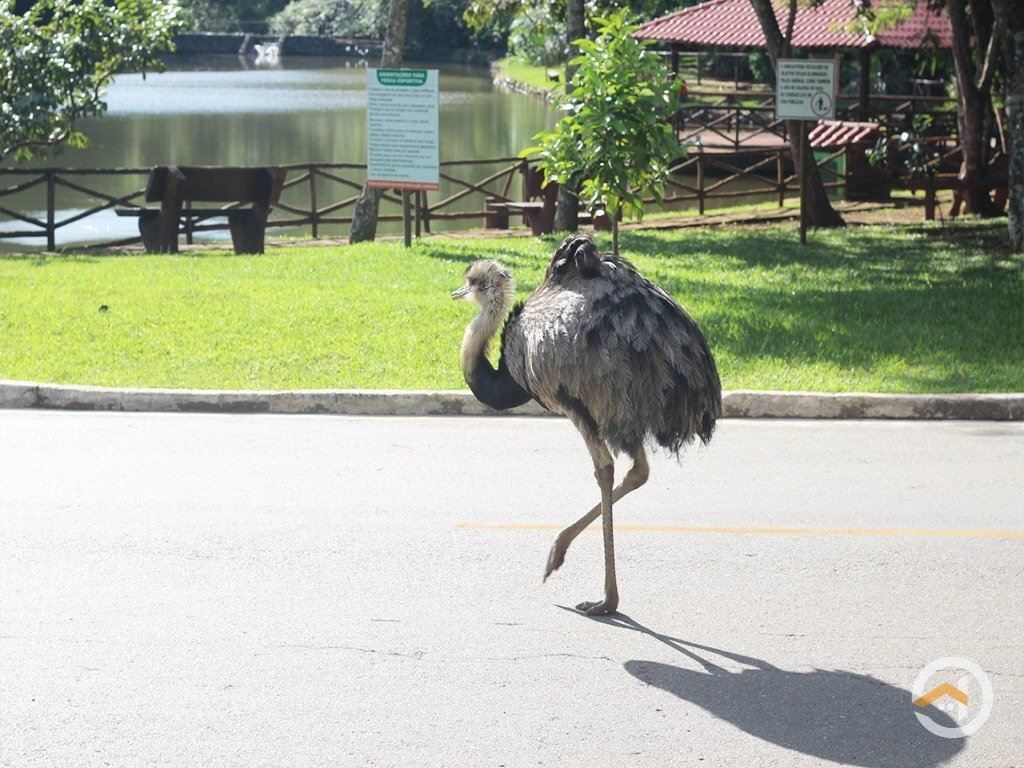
[452,234,722,615]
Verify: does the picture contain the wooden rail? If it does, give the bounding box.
[0,159,534,249]
[0,139,977,250]
[676,91,959,152]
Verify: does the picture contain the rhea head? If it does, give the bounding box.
[451,260,515,311]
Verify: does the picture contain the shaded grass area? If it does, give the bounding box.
[0,222,1021,392]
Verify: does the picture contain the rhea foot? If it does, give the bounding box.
[543,539,568,582]
[576,598,618,616]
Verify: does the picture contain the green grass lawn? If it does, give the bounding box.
[493,56,559,97]
[1,222,1021,392]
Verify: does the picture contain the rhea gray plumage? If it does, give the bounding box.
[452,233,721,615]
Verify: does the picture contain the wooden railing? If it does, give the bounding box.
[0,138,980,250]
[677,90,960,152]
[0,158,535,249]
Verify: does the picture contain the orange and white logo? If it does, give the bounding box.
[912,657,993,738]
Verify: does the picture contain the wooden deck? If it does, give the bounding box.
[685,130,788,152]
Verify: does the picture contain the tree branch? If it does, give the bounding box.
[977,18,1002,94]
[1,129,70,162]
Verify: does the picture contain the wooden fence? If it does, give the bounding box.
[0,157,535,250]
[677,90,959,151]
[0,137,969,250]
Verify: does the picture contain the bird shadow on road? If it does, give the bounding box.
[561,609,965,768]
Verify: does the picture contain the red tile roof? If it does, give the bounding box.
[635,0,952,51]
[808,119,880,148]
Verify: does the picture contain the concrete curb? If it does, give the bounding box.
[2,380,1022,420]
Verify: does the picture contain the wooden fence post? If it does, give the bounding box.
[401,190,412,247]
[305,167,317,239]
[777,148,785,207]
[733,94,740,149]
[46,171,56,251]
[184,200,194,245]
[697,152,705,215]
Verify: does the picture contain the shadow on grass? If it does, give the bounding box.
[428,226,1023,391]
[693,279,1021,385]
[618,222,1020,287]
[575,612,965,768]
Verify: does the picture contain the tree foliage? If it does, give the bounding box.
[524,9,679,252]
[857,0,1021,229]
[269,0,385,37]
[507,0,564,66]
[177,0,292,31]
[1,0,182,163]
[180,0,240,32]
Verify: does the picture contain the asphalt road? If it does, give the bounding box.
[1,411,1022,767]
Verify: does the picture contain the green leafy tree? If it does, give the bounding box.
[524,9,680,254]
[269,0,385,37]
[507,1,565,66]
[857,0,1023,247]
[181,0,239,32]
[1,0,182,163]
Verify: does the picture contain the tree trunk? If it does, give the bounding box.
[1009,81,1024,252]
[947,0,1001,216]
[553,0,584,232]
[747,0,844,228]
[610,207,619,256]
[349,0,409,244]
[788,119,844,226]
[993,0,1024,250]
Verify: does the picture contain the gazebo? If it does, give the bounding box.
[635,0,953,119]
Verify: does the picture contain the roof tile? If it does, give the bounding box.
[635,0,951,51]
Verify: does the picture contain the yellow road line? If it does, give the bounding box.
[456,522,1024,540]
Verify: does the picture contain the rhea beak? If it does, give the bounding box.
[451,284,471,300]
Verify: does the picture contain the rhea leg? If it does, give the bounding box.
[543,448,648,581]
[558,426,619,615]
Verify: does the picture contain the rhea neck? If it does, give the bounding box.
[460,292,507,377]
[460,284,530,410]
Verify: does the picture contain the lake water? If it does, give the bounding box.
[0,56,555,248]
[0,55,793,250]
[74,56,553,167]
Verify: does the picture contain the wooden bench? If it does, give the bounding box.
[905,171,1008,221]
[484,166,558,236]
[116,166,285,254]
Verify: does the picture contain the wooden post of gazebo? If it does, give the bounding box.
[858,48,871,120]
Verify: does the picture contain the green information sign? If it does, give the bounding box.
[365,68,440,191]
[376,69,428,87]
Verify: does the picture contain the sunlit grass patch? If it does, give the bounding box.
[0,221,1020,392]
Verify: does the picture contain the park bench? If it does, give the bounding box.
[484,166,558,236]
[116,166,286,254]
[904,161,1008,221]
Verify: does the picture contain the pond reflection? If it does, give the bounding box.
[2,56,555,247]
